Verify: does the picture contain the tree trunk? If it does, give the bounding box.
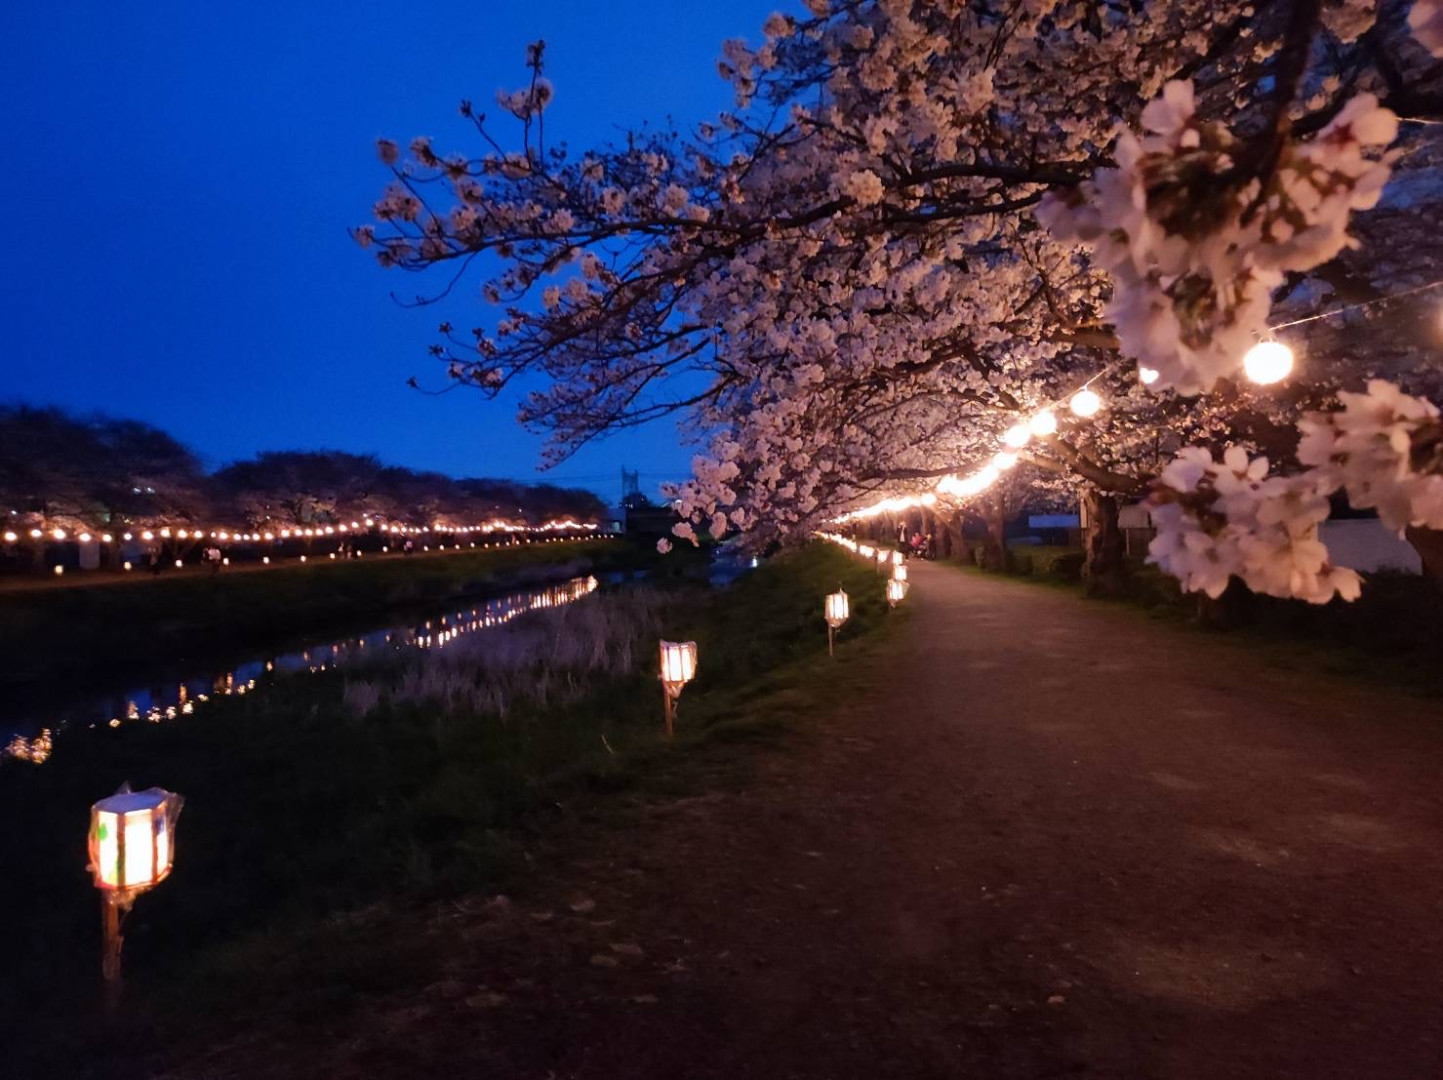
[1405,526,1443,581]
[980,493,1010,571]
[1082,487,1128,597]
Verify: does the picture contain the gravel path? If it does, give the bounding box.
[171,561,1443,1079]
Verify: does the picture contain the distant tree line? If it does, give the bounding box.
[0,405,608,532]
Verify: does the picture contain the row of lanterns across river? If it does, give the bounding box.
[3,517,603,576]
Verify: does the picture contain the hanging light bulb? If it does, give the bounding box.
[1003,423,1031,448]
[1069,389,1102,418]
[1138,366,1160,385]
[1029,410,1058,437]
[1243,340,1294,385]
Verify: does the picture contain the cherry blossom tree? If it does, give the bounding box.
[362,0,1443,597]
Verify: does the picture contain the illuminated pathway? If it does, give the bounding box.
[164,560,1443,1080]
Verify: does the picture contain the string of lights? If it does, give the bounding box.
[833,275,1443,523]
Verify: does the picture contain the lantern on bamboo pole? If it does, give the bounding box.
[824,588,850,656]
[88,785,183,985]
[658,640,698,738]
[886,578,909,608]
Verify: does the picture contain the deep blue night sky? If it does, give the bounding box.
[1,1,786,502]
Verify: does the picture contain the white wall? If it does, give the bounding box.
[1319,518,1422,574]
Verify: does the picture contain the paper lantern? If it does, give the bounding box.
[824,588,850,656]
[1243,340,1294,385]
[886,578,908,607]
[89,786,183,984]
[893,563,908,582]
[658,640,699,737]
[659,639,698,687]
[1003,423,1031,448]
[89,788,182,892]
[1069,389,1102,417]
[1029,410,1058,437]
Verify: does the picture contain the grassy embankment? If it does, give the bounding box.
[952,539,1443,698]
[0,542,896,1079]
[0,539,646,691]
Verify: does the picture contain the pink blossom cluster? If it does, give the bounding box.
[1148,446,1362,603]
[1040,80,1397,394]
[1151,380,1443,603]
[1297,380,1443,530]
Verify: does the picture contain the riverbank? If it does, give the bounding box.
[0,543,895,1079]
[0,538,647,693]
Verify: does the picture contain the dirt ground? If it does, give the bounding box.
[162,561,1443,1079]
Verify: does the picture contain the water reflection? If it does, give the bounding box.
[2,575,599,767]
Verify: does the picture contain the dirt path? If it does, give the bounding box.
[172,562,1443,1079]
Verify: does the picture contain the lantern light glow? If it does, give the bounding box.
[1243,340,1295,385]
[1028,410,1058,437]
[658,640,699,737]
[1069,389,1102,418]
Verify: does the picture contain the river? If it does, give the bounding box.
[1,574,601,766]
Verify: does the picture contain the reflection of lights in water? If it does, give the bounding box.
[3,728,53,763]
[3,576,602,767]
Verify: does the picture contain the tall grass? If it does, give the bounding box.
[342,587,672,720]
[0,542,891,1079]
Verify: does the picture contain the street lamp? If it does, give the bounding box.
[658,640,698,738]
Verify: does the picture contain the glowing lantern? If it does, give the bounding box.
[29,528,42,539]
[79,532,92,543]
[262,556,270,564]
[891,550,903,566]
[101,533,112,543]
[824,588,850,656]
[4,530,18,542]
[1069,389,1102,418]
[52,528,66,540]
[90,788,180,892]
[1029,410,1058,437]
[1003,423,1031,448]
[174,559,182,568]
[658,639,699,737]
[89,785,183,981]
[53,565,64,576]
[123,561,132,571]
[993,451,1019,470]
[886,578,908,607]
[1138,366,1160,385]
[893,563,908,583]
[1243,340,1294,385]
